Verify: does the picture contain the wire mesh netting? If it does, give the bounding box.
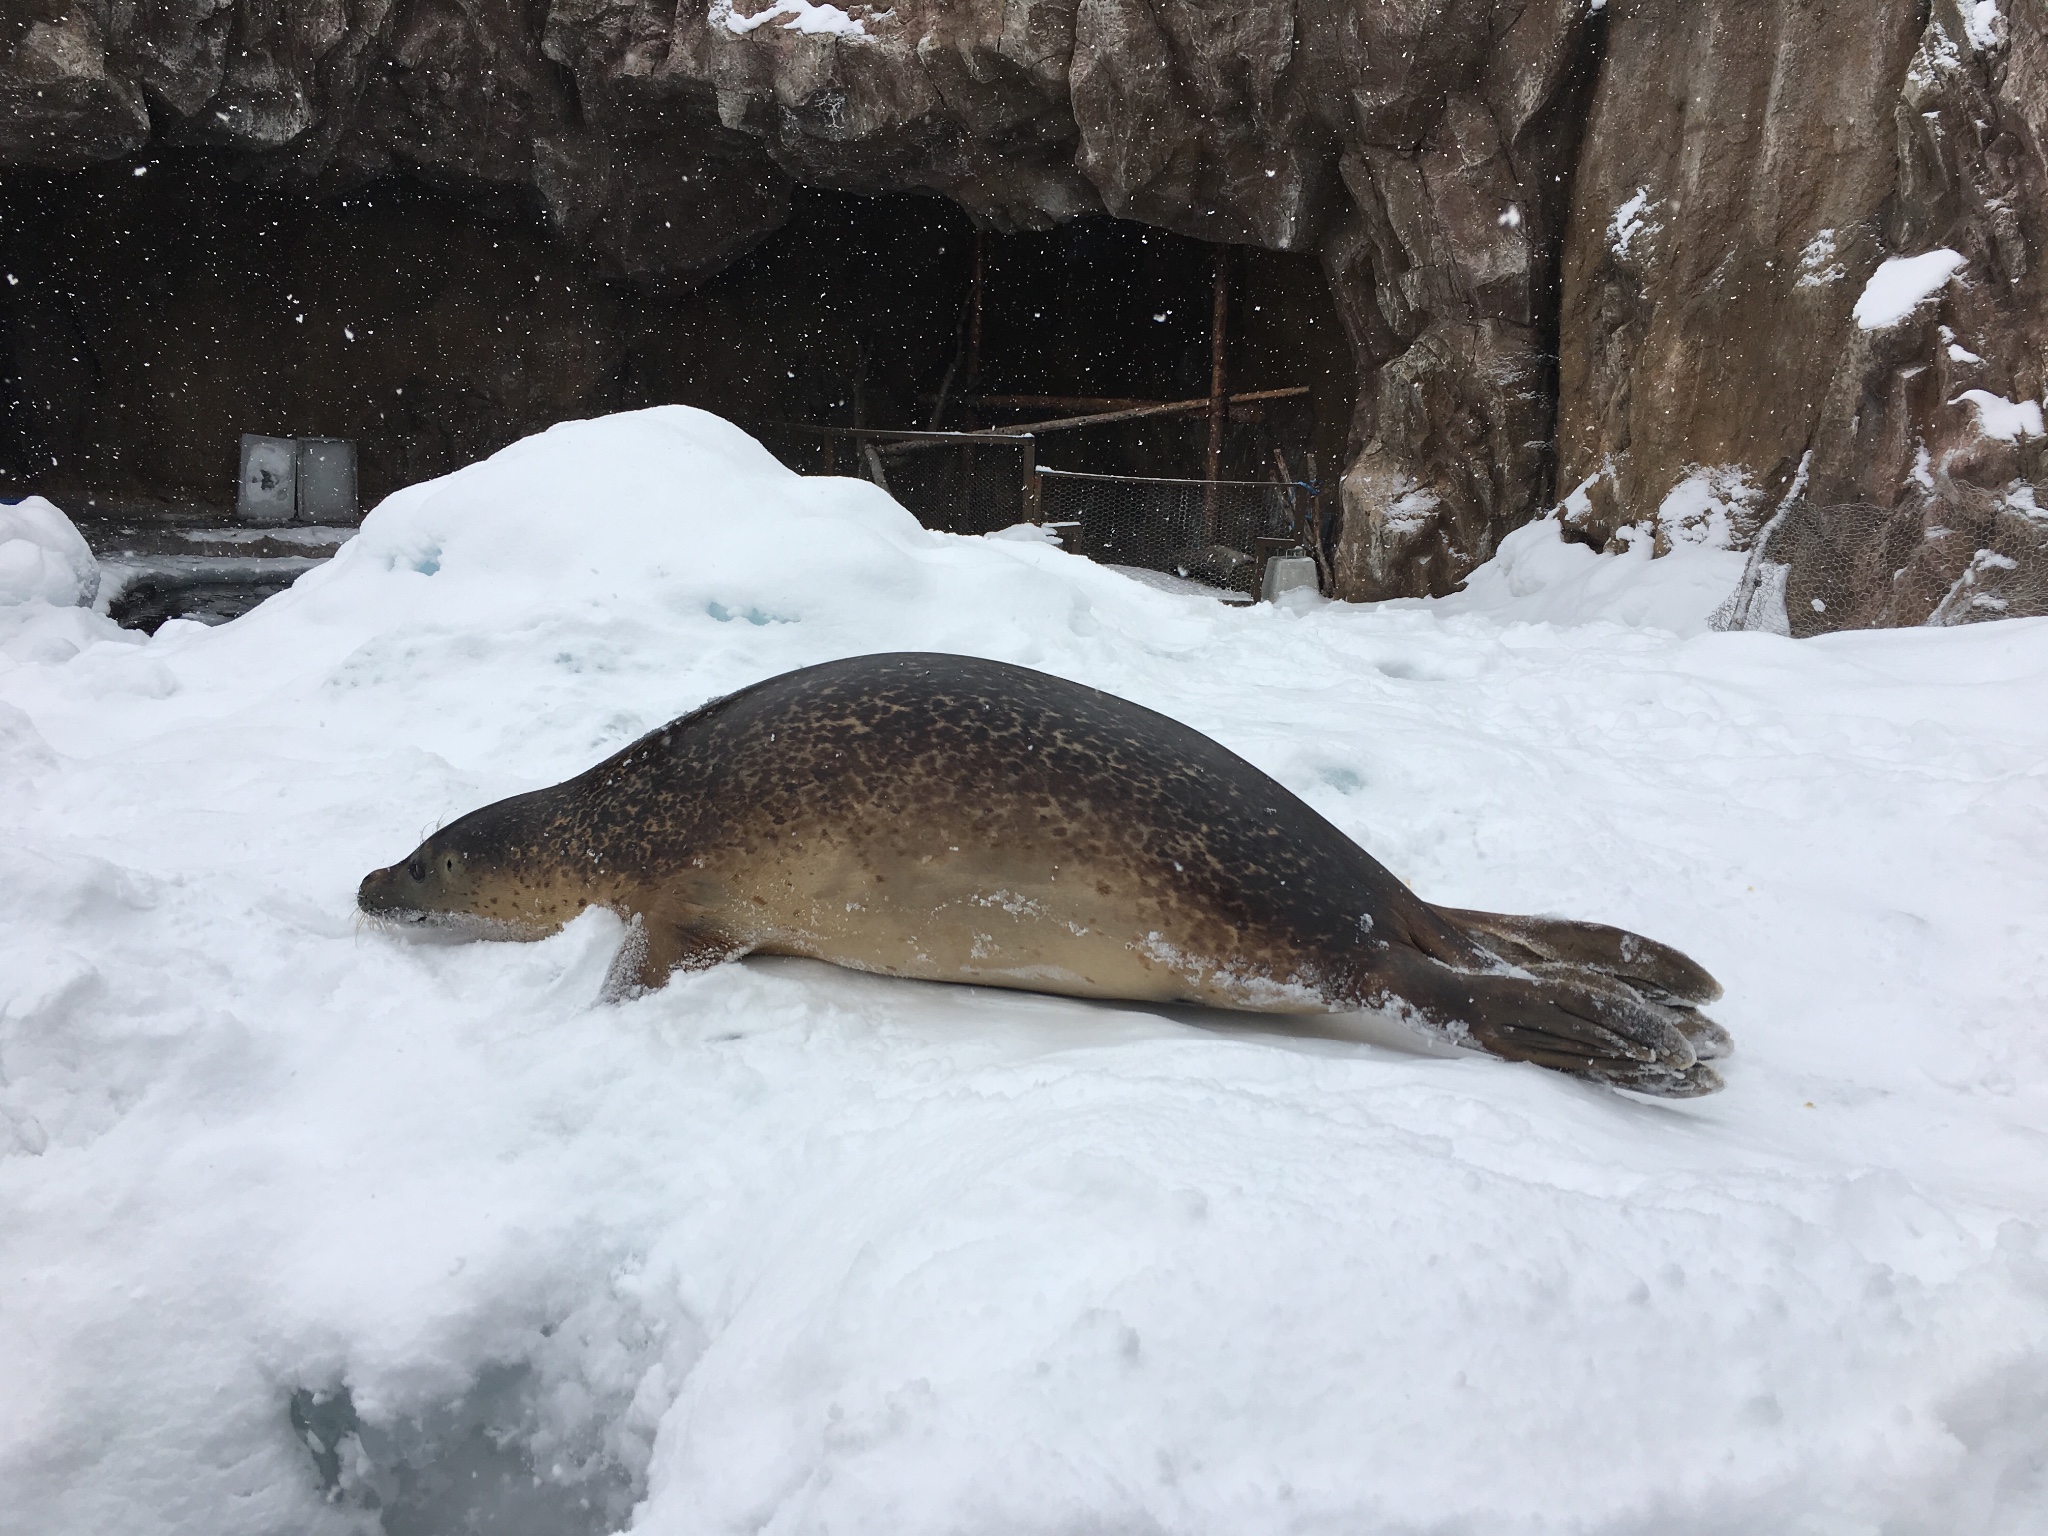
[1715,488,2048,636]
[766,427,1038,536]
[873,439,1038,537]
[1038,469,1313,598]
[766,427,1323,599]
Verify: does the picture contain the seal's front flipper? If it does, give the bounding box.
[600,914,745,1002]
[1438,907,1724,1007]
[1368,945,1723,1098]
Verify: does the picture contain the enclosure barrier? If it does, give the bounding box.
[765,425,1039,536]
[1037,468,1317,599]
[766,424,1324,600]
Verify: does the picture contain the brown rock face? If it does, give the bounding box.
[1557,0,1925,549]
[1560,0,2048,632]
[2,0,2043,628]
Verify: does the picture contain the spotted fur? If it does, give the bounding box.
[359,653,1731,1095]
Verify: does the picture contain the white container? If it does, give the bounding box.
[238,435,298,525]
[1261,553,1319,601]
[296,438,357,523]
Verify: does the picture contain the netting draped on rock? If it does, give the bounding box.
[1717,482,2048,637]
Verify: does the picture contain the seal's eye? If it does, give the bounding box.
[407,859,426,881]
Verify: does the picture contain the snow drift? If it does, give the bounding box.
[0,495,99,609]
[3,408,2047,1534]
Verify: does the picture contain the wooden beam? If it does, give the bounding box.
[989,386,1308,437]
[1207,246,1229,486]
[951,395,1166,412]
[966,230,986,388]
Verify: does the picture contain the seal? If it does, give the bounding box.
[359,653,1731,1095]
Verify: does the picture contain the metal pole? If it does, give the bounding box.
[966,230,986,390]
[1204,245,1229,541]
[1019,435,1041,525]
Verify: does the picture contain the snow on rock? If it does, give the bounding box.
[1607,187,1660,261]
[0,496,99,608]
[1654,464,1762,550]
[1962,0,2007,51]
[1385,483,1442,532]
[711,0,873,39]
[4,407,2048,1534]
[1795,228,1845,288]
[1853,248,1968,329]
[1953,388,2046,442]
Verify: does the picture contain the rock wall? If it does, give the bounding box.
[2,0,2043,628]
[1561,0,2048,633]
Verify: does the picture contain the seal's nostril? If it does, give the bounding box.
[407,859,425,881]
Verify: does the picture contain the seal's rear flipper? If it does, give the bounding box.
[1368,945,1724,1098]
[1437,907,1724,1007]
[1661,1008,1734,1063]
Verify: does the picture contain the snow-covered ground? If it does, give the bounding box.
[3,408,2046,1534]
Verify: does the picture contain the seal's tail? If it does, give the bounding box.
[1368,915,1731,1097]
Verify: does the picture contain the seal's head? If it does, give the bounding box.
[358,799,589,938]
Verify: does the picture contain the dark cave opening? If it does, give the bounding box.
[0,153,1356,522]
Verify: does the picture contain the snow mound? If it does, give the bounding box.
[0,496,99,607]
[1390,512,1746,636]
[0,498,130,668]
[1853,249,1967,329]
[5,407,2048,1535]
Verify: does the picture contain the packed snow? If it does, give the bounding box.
[0,495,100,608]
[1853,249,1968,330]
[4,408,2048,1534]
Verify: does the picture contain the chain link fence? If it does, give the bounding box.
[1038,468,1316,598]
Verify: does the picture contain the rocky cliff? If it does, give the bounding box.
[2,0,2042,630]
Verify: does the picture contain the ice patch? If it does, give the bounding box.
[1853,249,1966,330]
[177,525,356,548]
